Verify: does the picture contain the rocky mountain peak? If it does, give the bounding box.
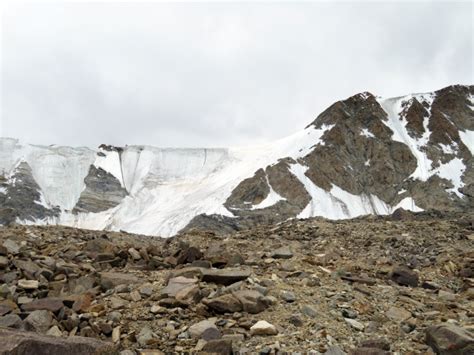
[0,84,472,236]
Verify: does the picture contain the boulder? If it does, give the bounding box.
[425,323,474,354]
[203,294,242,314]
[201,339,233,354]
[22,298,64,313]
[188,319,219,339]
[0,328,117,355]
[160,276,198,298]
[271,246,293,259]
[234,290,269,314]
[390,266,419,287]
[201,268,251,286]
[24,310,53,333]
[250,320,278,336]
[99,272,139,290]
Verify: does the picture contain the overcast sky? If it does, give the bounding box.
[1,1,472,148]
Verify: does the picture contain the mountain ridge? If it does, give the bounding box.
[1,84,472,236]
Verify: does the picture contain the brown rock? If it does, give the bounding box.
[22,298,64,313]
[200,339,232,354]
[425,323,474,354]
[203,294,242,314]
[201,269,251,286]
[0,327,117,354]
[390,266,419,287]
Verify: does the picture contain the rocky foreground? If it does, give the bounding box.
[0,211,473,354]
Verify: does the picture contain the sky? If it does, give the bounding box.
[1,1,472,148]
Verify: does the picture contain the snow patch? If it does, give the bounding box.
[378,96,433,181]
[438,143,457,155]
[290,163,390,220]
[94,150,125,187]
[432,157,466,197]
[251,177,286,210]
[393,197,423,212]
[459,130,474,155]
[361,128,375,139]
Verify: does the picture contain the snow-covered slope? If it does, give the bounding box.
[1,84,472,236]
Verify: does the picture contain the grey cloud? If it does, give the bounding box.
[1,1,472,148]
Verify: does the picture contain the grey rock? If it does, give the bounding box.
[100,272,139,290]
[301,305,318,318]
[0,314,23,329]
[137,326,154,347]
[390,266,419,287]
[201,268,251,285]
[0,327,117,355]
[73,165,127,214]
[3,240,20,255]
[24,310,53,333]
[272,246,293,259]
[188,319,219,339]
[160,276,198,298]
[425,323,474,355]
[201,339,233,354]
[281,291,296,303]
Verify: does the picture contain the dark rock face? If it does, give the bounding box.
[185,84,473,235]
[74,165,127,213]
[0,162,60,225]
[0,328,117,355]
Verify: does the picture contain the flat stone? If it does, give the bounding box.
[350,347,390,355]
[0,314,23,329]
[359,338,391,351]
[175,284,199,304]
[14,259,41,275]
[234,290,269,314]
[22,298,64,313]
[271,246,293,259]
[345,318,364,331]
[425,323,474,354]
[188,319,219,339]
[250,320,278,336]
[438,290,456,302]
[99,272,139,289]
[203,294,242,314]
[0,328,116,354]
[3,240,20,255]
[386,306,411,322]
[18,279,39,290]
[160,276,198,298]
[325,345,346,355]
[201,268,251,285]
[201,339,233,354]
[110,296,128,310]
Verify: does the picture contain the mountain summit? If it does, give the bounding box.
[1,84,472,236]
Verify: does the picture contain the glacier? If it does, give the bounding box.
[1,87,472,237]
